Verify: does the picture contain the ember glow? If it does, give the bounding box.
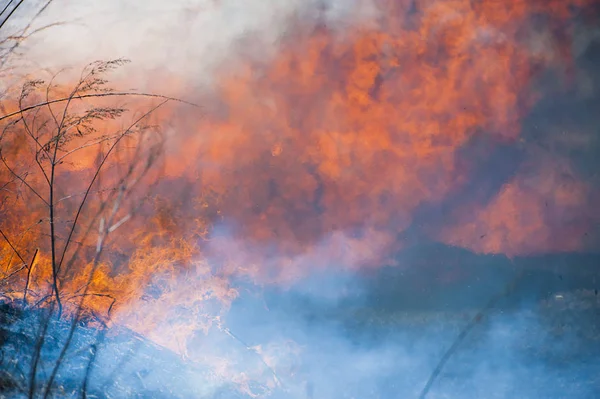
[1,0,599,397]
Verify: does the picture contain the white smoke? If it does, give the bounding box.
[11,0,377,90]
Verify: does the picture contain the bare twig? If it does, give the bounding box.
[29,304,55,399]
[23,248,39,307]
[0,91,200,122]
[0,1,15,20]
[2,219,44,274]
[1,57,183,398]
[0,1,58,67]
[1,263,26,281]
[55,99,169,276]
[417,258,523,399]
[42,101,168,399]
[0,227,27,267]
[0,152,50,206]
[0,0,25,32]
[222,326,284,389]
[46,72,93,318]
[81,340,100,399]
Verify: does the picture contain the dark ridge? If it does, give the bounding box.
[365,243,600,312]
[251,243,600,317]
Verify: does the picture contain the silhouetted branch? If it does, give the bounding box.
[0,92,200,122]
[0,227,27,267]
[418,257,523,399]
[42,100,168,399]
[55,99,169,276]
[22,248,38,307]
[0,0,25,32]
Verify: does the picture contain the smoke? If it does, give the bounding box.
[74,259,600,399]
[2,1,600,398]
[6,248,599,398]
[82,228,599,398]
[14,0,376,89]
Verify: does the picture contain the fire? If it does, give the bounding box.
[176,0,596,265]
[0,0,598,393]
[435,151,594,255]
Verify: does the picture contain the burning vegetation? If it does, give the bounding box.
[1,0,599,398]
